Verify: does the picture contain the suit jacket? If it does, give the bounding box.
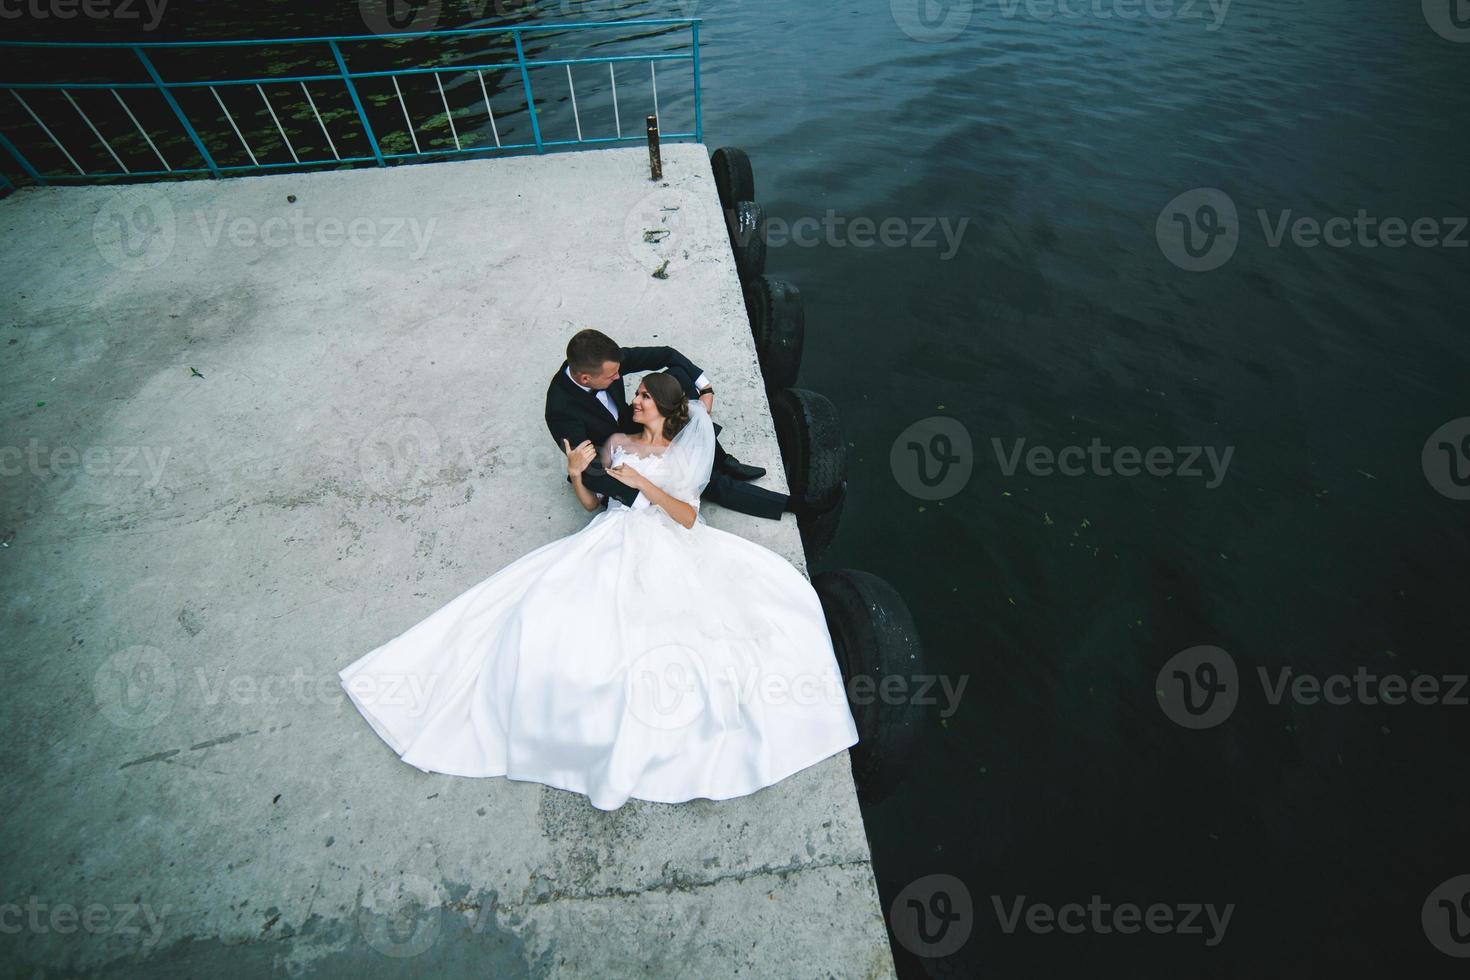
[544,346,705,507]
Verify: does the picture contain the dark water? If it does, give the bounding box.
[9,1,1469,976]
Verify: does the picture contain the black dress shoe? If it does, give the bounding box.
[716,455,767,481]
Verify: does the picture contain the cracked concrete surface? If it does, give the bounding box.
[0,145,895,977]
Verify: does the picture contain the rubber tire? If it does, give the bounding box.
[769,387,846,514]
[711,146,755,213]
[798,487,844,560]
[743,276,805,390]
[813,569,926,805]
[727,200,768,282]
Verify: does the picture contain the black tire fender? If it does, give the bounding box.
[797,487,844,561]
[743,275,805,391]
[726,200,768,282]
[769,387,846,514]
[814,569,926,804]
[710,146,755,212]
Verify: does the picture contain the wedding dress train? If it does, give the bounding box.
[338,403,859,810]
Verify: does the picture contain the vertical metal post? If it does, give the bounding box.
[134,46,219,178]
[646,115,661,181]
[329,39,384,167]
[691,21,702,144]
[512,29,543,153]
[0,128,44,185]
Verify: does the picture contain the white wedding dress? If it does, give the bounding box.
[339,402,859,811]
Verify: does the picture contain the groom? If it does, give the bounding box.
[545,329,789,520]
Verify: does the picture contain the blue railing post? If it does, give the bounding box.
[329,39,384,167]
[134,46,220,178]
[511,29,544,154]
[0,129,45,185]
[691,22,702,144]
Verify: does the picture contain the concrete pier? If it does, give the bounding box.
[0,145,896,977]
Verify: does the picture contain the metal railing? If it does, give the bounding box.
[0,18,702,187]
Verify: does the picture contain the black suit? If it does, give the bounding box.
[544,346,787,520]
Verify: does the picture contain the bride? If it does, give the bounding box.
[339,371,859,811]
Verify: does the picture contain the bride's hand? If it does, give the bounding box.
[607,463,647,491]
[563,439,596,477]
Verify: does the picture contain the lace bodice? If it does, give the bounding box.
[606,441,671,512]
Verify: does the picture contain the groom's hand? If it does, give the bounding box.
[700,391,714,416]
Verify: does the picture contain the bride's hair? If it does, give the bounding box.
[642,372,691,440]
